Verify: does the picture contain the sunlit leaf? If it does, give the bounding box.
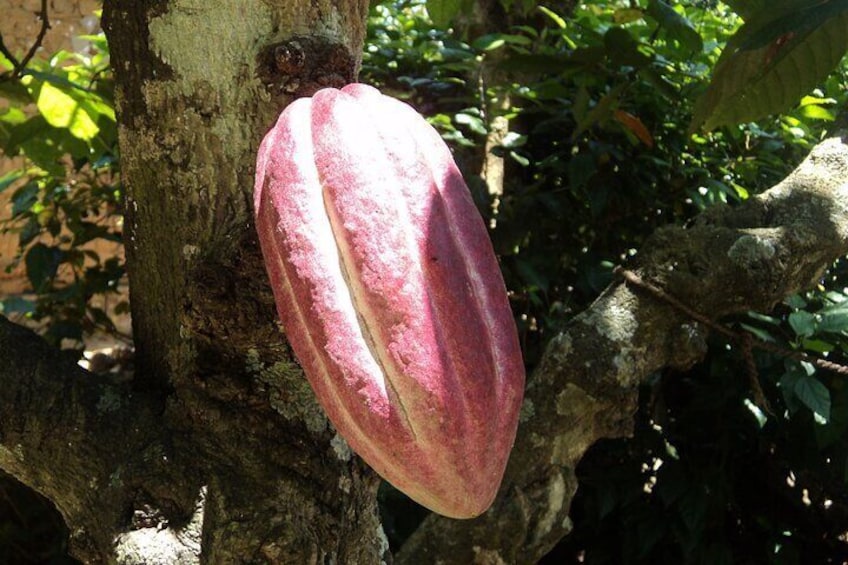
[0,106,27,125]
[798,104,835,121]
[455,111,487,134]
[537,6,567,29]
[37,81,99,141]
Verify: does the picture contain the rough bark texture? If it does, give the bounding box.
[0,317,168,562]
[1,0,848,562]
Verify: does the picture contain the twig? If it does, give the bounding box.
[741,332,773,414]
[615,267,848,406]
[0,0,50,80]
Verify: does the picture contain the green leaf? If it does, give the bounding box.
[779,369,802,411]
[646,0,703,53]
[37,81,100,141]
[817,302,848,334]
[509,150,530,166]
[0,170,24,195]
[538,6,567,29]
[6,115,50,154]
[501,132,526,148]
[738,322,776,343]
[455,111,487,134]
[0,80,32,105]
[7,113,90,168]
[786,294,807,309]
[474,35,506,51]
[11,182,39,216]
[0,296,35,315]
[794,374,831,422]
[798,104,835,121]
[0,106,27,127]
[691,3,848,132]
[25,243,63,293]
[7,116,67,175]
[788,310,816,338]
[802,338,835,354]
[18,218,41,247]
[0,51,13,71]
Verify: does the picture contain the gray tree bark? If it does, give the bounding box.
[0,0,847,563]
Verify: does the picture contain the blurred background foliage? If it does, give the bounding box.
[2,0,848,562]
[0,23,124,350]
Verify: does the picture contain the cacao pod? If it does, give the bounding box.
[254,83,525,519]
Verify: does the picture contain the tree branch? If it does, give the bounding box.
[397,132,848,564]
[0,316,192,562]
[0,0,50,80]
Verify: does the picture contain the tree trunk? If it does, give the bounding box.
[97,0,386,562]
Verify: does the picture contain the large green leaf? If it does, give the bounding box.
[36,81,100,141]
[691,1,848,132]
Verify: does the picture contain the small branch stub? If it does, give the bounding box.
[257,37,355,99]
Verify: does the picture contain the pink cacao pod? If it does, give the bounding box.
[254,83,525,519]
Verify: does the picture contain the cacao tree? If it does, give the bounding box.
[2,0,848,563]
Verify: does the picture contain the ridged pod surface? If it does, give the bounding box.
[254,83,525,518]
